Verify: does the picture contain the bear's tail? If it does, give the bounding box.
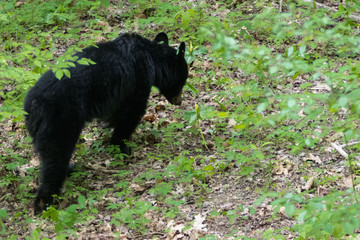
[24,99,43,143]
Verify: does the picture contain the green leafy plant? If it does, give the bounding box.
[111,199,153,233]
[40,195,86,234]
[184,103,215,149]
[257,190,360,239]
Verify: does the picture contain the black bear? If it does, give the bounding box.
[24,32,188,214]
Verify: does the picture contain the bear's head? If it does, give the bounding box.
[154,33,188,106]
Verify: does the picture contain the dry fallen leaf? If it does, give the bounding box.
[97,20,108,27]
[343,176,353,188]
[95,35,107,43]
[143,114,156,122]
[155,104,166,112]
[193,214,207,231]
[228,118,237,127]
[130,183,145,192]
[274,160,293,176]
[30,157,40,167]
[307,153,322,164]
[302,176,314,191]
[166,214,207,240]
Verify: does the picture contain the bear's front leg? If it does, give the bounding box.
[109,98,148,155]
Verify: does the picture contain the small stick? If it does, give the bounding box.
[340,141,360,148]
[331,142,348,158]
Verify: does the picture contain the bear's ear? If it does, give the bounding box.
[154,32,169,45]
[177,42,185,57]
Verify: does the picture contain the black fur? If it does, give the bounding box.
[24,33,188,214]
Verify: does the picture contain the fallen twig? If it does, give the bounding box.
[340,141,360,148]
[331,142,348,158]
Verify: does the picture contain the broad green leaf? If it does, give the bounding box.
[269,66,278,74]
[287,46,295,57]
[214,99,227,111]
[287,98,296,108]
[182,11,191,28]
[0,209,8,218]
[297,210,307,222]
[285,201,295,217]
[299,45,306,57]
[63,69,71,78]
[217,112,229,118]
[78,195,86,207]
[186,83,199,94]
[256,102,267,113]
[292,71,299,80]
[338,96,348,107]
[55,70,63,80]
[234,123,246,130]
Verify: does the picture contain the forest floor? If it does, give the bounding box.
[0,0,358,239]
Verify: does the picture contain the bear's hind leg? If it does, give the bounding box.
[34,120,83,215]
